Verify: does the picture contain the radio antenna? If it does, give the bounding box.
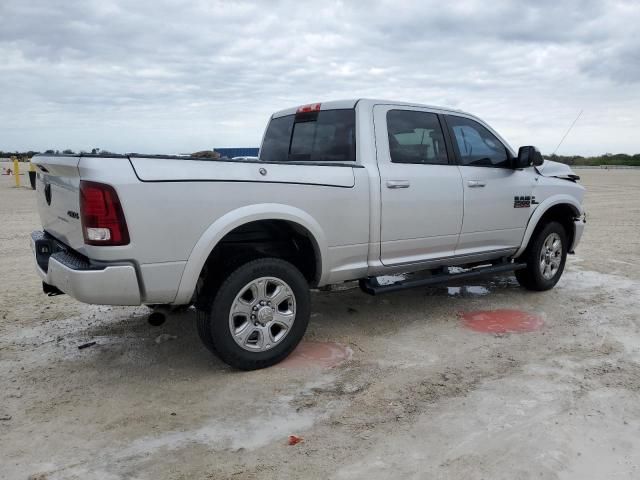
[552,110,583,155]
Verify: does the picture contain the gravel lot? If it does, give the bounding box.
[1,168,639,479]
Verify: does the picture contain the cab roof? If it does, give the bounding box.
[270,98,514,154]
[271,98,467,118]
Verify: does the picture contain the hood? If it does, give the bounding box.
[535,160,580,181]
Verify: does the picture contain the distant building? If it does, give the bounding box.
[214,147,259,158]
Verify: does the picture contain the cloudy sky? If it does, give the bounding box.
[1,0,639,155]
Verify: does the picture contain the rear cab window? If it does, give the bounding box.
[260,109,356,162]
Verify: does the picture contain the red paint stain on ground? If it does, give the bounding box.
[277,341,352,369]
[288,435,304,445]
[460,309,544,333]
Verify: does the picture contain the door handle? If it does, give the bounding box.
[467,180,486,188]
[386,180,410,189]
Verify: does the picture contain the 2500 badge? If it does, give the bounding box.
[514,195,536,208]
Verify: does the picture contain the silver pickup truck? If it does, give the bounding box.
[31,99,586,369]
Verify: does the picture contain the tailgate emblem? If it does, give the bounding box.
[44,183,52,205]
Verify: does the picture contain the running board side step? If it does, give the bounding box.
[359,263,527,296]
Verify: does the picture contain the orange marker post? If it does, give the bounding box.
[12,157,20,187]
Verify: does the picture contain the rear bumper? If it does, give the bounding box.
[31,231,142,305]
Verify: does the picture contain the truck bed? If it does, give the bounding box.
[31,152,371,305]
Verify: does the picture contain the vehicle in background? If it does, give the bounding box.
[215,147,259,158]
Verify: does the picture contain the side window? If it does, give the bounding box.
[446,116,509,168]
[386,110,449,165]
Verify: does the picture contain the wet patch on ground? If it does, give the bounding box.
[445,285,490,296]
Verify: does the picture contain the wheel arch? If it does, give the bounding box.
[173,204,327,304]
[514,196,583,258]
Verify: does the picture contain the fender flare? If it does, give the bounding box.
[514,195,583,258]
[173,203,328,304]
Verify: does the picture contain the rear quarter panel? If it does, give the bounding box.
[121,157,367,260]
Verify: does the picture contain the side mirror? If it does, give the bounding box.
[515,146,544,169]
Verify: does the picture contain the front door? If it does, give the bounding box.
[374,105,464,266]
[444,114,535,255]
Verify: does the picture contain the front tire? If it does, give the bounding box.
[197,258,310,370]
[515,221,568,291]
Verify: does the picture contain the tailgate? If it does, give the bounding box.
[32,155,85,251]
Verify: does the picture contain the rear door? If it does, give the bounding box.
[443,114,535,255]
[374,105,464,266]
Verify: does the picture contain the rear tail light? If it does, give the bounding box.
[80,180,130,246]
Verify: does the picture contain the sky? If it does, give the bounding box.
[1,0,639,156]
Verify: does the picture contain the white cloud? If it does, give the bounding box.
[0,0,639,155]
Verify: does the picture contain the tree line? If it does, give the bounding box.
[1,149,110,159]
[545,153,640,166]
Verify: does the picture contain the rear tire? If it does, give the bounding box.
[515,221,567,291]
[196,258,310,370]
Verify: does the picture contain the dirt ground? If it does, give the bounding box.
[1,168,639,480]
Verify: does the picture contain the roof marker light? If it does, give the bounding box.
[296,103,321,114]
